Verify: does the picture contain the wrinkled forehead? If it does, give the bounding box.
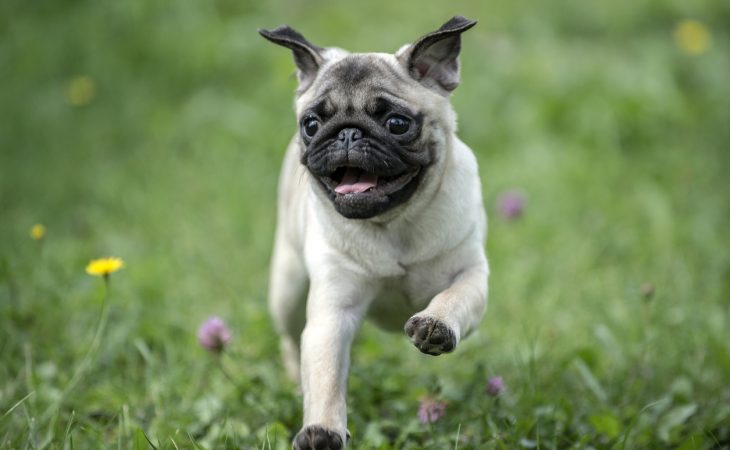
[298,54,415,115]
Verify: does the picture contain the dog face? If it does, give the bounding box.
[296,55,433,219]
[260,17,476,219]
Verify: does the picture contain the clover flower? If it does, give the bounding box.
[497,190,526,220]
[418,396,447,424]
[197,317,232,354]
[85,257,125,277]
[486,376,505,397]
[30,224,46,240]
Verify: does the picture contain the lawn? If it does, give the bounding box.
[1,0,729,448]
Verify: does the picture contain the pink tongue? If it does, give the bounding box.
[334,167,378,194]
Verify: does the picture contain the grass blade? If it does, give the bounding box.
[2,392,36,420]
[62,410,76,450]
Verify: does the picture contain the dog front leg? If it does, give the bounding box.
[405,260,488,355]
[293,272,376,450]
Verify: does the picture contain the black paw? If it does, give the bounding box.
[404,315,457,356]
[293,425,343,450]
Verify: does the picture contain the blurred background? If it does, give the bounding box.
[1,0,728,448]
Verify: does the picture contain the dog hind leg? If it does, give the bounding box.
[268,234,308,383]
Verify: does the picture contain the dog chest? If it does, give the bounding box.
[367,264,456,331]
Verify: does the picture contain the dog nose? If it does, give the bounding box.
[337,128,362,148]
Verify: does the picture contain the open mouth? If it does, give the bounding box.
[319,166,420,197]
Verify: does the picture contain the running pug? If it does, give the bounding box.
[260,16,488,450]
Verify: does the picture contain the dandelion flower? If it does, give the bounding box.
[497,189,526,220]
[30,224,46,240]
[674,20,712,56]
[85,257,125,277]
[417,396,447,424]
[66,75,96,107]
[198,317,232,353]
[486,376,505,397]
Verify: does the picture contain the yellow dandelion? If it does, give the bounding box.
[65,75,96,106]
[30,224,46,240]
[86,257,125,277]
[674,20,712,56]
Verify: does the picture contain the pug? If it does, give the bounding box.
[260,16,488,450]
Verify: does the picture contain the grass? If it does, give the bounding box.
[1,0,729,448]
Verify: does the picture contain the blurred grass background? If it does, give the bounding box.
[1,0,729,448]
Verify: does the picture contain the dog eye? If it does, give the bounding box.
[302,117,320,137]
[386,115,410,135]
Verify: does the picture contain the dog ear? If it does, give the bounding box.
[398,16,477,96]
[259,25,324,93]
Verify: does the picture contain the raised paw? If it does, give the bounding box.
[293,425,344,450]
[404,315,457,356]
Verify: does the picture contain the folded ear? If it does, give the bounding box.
[398,16,477,96]
[259,25,324,93]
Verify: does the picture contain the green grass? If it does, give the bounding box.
[1,0,729,448]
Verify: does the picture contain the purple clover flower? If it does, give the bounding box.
[197,316,232,353]
[418,396,447,424]
[486,376,505,397]
[497,190,526,220]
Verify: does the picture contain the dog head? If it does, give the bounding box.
[260,16,476,219]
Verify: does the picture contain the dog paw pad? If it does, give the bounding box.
[404,316,457,356]
[293,425,343,450]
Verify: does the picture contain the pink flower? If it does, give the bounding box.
[497,190,526,219]
[418,396,447,424]
[197,317,232,353]
[486,376,505,397]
